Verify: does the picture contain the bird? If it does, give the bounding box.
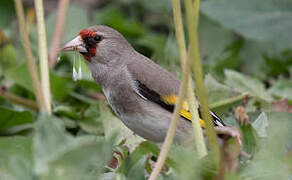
[62,25,225,143]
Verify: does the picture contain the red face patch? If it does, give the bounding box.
[79,29,97,39]
[78,29,99,62]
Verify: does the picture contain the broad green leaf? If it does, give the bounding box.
[34,113,73,175]
[129,0,171,12]
[50,73,73,101]
[239,40,277,76]
[46,5,89,47]
[199,15,234,65]
[240,124,258,154]
[205,74,241,117]
[0,137,33,180]
[242,112,292,180]
[209,39,244,79]
[268,79,292,100]
[6,64,33,92]
[0,0,14,28]
[224,69,273,102]
[77,105,104,135]
[6,63,73,101]
[201,0,292,51]
[0,107,33,132]
[118,141,160,179]
[205,74,239,104]
[167,145,201,180]
[45,136,114,180]
[252,112,269,138]
[34,113,114,179]
[0,44,18,75]
[93,5,146,38]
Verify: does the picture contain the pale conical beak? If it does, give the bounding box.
[61,35,87,53]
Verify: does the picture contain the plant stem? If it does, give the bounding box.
[49,0,70,67]
[210,93,251,109]
[148,45,192,180]
[34,0,52,113]
[184,0,220,166]
[13,0,46,111]
[0,89,38,110]
[172,0,207,158]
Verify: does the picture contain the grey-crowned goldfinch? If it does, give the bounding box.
[62,25,225,143]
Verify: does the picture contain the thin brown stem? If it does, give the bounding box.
[0,88,38,110]
[148,49,192,180]
[49,0,70,67]
[172,0,207,158]
[210,93,251,109]
[13,0,46,111]
[34,0,52,113]
[184,0,220,166]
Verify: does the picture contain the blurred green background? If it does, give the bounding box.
[0,0,291,179]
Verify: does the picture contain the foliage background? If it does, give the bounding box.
[0,0,291,179]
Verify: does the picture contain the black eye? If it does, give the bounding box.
[94,35,102,42]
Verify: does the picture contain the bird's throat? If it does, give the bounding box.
[80,52,92,62]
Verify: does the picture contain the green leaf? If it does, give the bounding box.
[239,40,276,76]
[34,113,114,179]
[0,44,18,75]
[242,112,291,180]
[0,0,14,28]
[240,124,258,154]
[211,39,244,78]
[205,74,240,104]
[93,5,146,38]
[46,4,89,47]
[77,105,104,135]
[252,112,269,138]
[224,69,273,102]
[118,141,160,179]
[45,136,114,180]
[205,74,241,117]
[199,15,234,65]
[269,79,292,100]
[201,0,292,51]
[34,113,73,175]
[6,64,33,92]
[50,74,73,101]
[0,137,33,180]
[6,63,73,101]
[0,107,33,132]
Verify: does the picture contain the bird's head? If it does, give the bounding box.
[62,25,132,63]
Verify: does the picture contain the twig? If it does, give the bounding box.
[184,0,220,166]
[217,137,241,180]
[148,46,193,180]
[13,0,46,111]
[0,87,38,110]
[34,0,52,113]
[49,0,70,67]
[171,0,207,158]
[210,93,252,109]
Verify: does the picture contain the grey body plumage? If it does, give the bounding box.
[90,49,192,142]
[62,25,224,143]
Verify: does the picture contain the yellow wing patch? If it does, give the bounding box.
[162,94,189,110]
[161,94,205,128]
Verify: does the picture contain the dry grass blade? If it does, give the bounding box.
[13,0,46,111]
[172,0,207,158]
[49,0,70,67]
[34,0,52,113]
[0,86,39,110]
